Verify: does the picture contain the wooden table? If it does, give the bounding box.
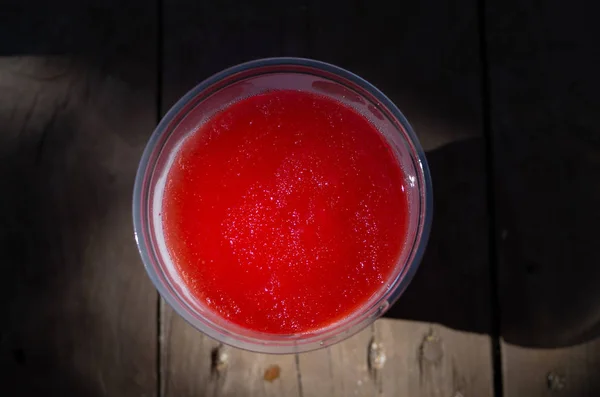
[1,0,599,396]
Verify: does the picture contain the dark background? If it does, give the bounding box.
[1,0,599,396]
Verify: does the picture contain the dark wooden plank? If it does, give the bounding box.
[501,345,600,397]
[304,0,494,395]
[161,1,308,396]
[0,2,157,396]
[162,0,310,105]
[163,0,493,395]
[486,0,600,395]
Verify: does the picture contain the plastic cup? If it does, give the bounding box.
[133,58,432,353]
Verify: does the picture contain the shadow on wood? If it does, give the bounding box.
[383,138,492,336]
[486,0,600,350]
[0,115,111,396]
[0,1,157,396]
[384,134,600,349]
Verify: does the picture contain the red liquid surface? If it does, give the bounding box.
[162,90,408,334]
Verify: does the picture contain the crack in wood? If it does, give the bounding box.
[295,353,305,397]
[19,91,39,137]
[35,106,58,166]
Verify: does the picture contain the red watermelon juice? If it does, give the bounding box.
[160,89,409,334]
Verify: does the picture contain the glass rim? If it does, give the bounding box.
[133,57,433,353]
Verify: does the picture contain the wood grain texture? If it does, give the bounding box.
[486,0,600,395]
[161,1,308,396]
[376,321,493,397]
[162,309,299,397]
[501,343,600,397]
[0,2,157,396]
[297,327,377,397]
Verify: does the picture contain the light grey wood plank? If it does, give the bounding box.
[297,327,377,397]
[163,310,299,397]
[376,320,493,397]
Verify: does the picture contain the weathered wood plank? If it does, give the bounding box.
[486,0,600,395]
[501,343,600,397]
[375,321,493,397]
[304,0,494,396]
[161,2,308,396]
[297,327,376,397]
[163,310,300,397]
[0,2,157,396]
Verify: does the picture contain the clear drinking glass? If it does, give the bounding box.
[133,58,432,353]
